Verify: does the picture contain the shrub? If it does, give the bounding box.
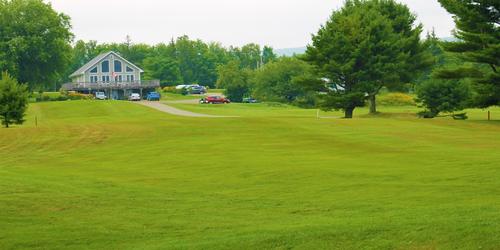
[452,113,468,120]
[56,95,69,101]
[416,79,472,118]
[417,110,436,119]
[34,91,79,102]
[292,94,318,108]
[162,86,176,93]
[67,92,93,100]
[377,93,415,106]
[177,88,188,96]
[163,86,188,95]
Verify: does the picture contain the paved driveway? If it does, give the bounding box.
[136,101,236,118]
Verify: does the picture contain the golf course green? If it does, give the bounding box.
[1,100,499,249]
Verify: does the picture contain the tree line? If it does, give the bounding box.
[218,0,498,119]
[304,0,498,118]
[66,37,278,89]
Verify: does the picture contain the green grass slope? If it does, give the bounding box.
[1,101,499,249]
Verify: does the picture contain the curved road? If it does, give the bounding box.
[136,101,237,118]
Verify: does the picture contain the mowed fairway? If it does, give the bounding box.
[1,101,499,249]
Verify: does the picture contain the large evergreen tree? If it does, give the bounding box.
[0,72,28,128]
[306,0,431,118]
[436,0,499,107]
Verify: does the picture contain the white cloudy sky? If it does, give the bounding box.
[47,0,455,49]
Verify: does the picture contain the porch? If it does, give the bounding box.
[62,80,160,100]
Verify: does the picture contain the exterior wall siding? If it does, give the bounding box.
[72,53,142,84]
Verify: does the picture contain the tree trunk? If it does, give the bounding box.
[344,107,354,118]
[369,94,377,114]
[2,114,7,128]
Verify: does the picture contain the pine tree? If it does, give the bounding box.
[306,0,431,117]
[0,72,29,128]
[436,0,499,107]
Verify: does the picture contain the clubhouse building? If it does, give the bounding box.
[62,51,159,100]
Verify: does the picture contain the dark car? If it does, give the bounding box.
[200,96,230,104]
[146,92,161,101]
[242,97,258,103]
[189,86,206,95]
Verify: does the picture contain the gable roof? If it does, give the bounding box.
[69,51,144,78]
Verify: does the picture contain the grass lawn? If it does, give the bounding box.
[1,100,499,249]
[28,92,63,103]
[161,92,203,101]
[207,88,224,93]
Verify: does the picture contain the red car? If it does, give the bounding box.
[200,96,231,104]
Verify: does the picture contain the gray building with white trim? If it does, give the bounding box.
[63,51,159,100]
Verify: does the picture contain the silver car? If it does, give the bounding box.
[128,93,141,101]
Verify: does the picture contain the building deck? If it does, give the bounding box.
[62,81,160,91]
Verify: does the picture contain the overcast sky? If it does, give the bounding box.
[48,0,455,49]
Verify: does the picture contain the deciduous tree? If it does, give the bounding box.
[143,56,183,86]
[251,57,318,105]
[216,61,251,102]
[0,0,73,90]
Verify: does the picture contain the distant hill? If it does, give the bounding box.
[440,37,459,42]
[275,37,456,57]
[275,47,307,57]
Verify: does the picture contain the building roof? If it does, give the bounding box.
[69,51,144,78]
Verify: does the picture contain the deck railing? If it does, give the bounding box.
[62,80,160,91]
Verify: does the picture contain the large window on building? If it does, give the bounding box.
[126,66,134,72]
[90,67,98,73]
[101,61,109,73]
[114,60,122,72]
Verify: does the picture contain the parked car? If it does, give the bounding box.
[128,93,141,101]
[146,92,161,101]
[175,84,188,90]
[95,92,107,100]
[242,97,258,103]
[200,96,230,104]
[188,85,207,94]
